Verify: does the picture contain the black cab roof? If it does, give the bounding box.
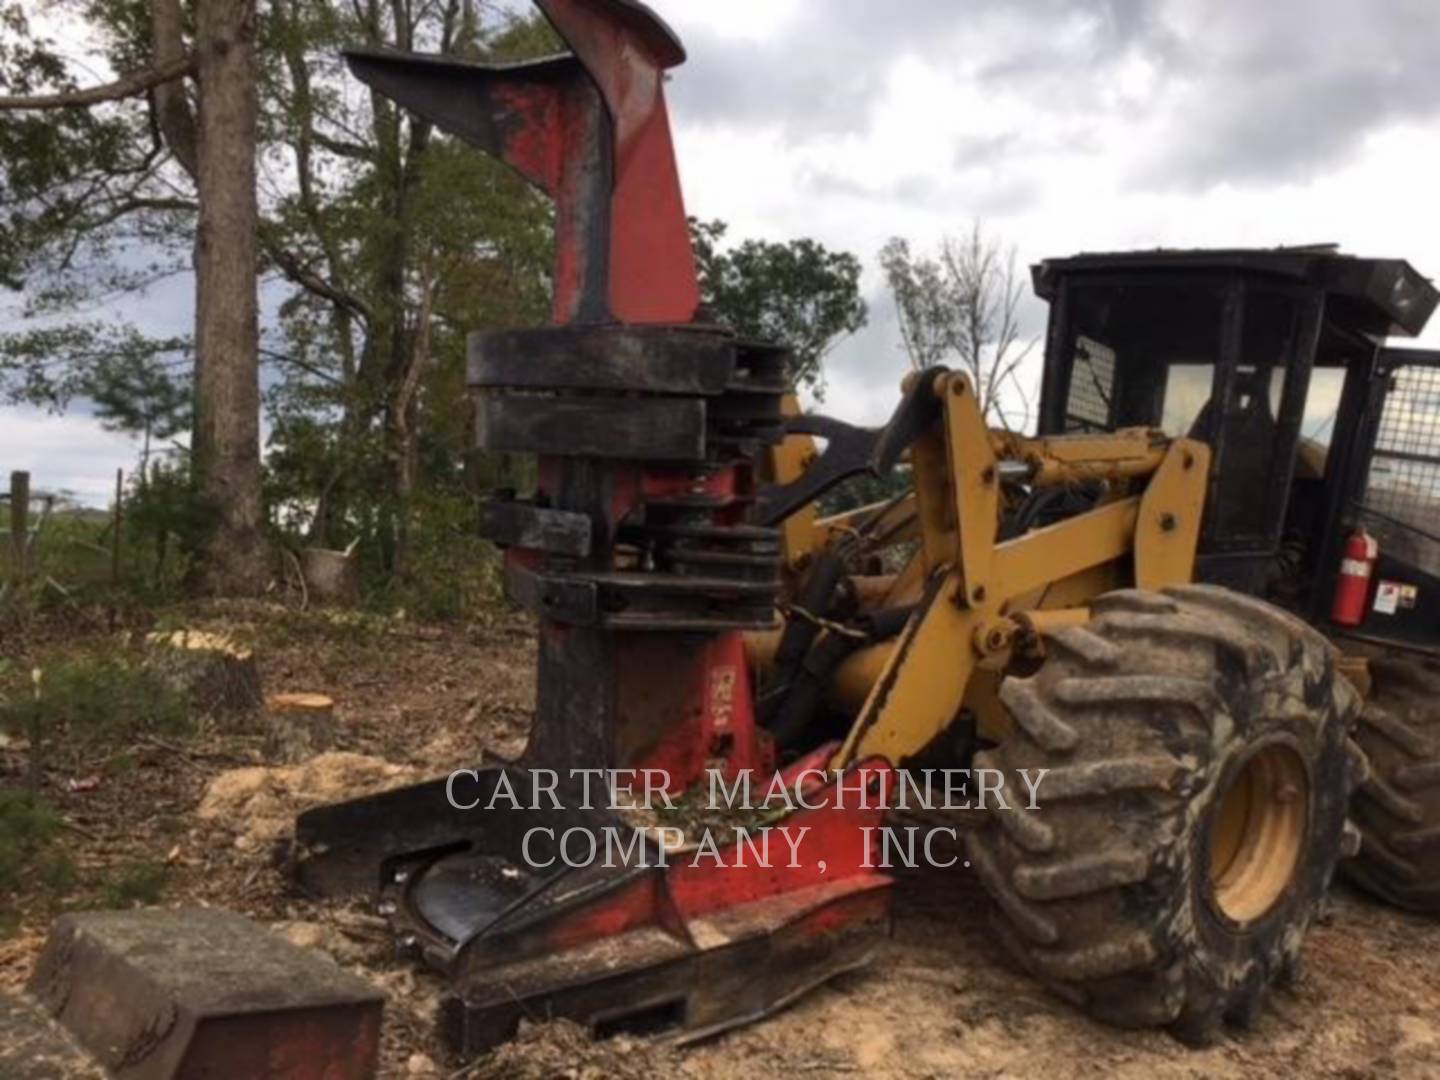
[1033,246,1438,339]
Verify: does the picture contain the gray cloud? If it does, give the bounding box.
[667,0,1172,132]
[664,0,1440,194]
[1124,0,1440,189]
[799,164,1045,221]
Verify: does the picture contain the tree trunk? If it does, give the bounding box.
[389,277,435,580]
[192,0,266,595]
[149,0,199,178]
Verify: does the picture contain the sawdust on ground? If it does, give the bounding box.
[197,752,424,846]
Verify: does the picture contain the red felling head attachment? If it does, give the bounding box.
[345,0,700,327]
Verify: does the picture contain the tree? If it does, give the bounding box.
[258,7,556,575]
[0,2,556,587]
[879,223,1037,429]
[0,0,266,594]
[691,219,866,398]
[88,352,192,480]
[184,0,265,594]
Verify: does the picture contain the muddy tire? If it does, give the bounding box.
[1346,656,1440,913]
[967,585,1362,1043]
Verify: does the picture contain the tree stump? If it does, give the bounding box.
[262,693,337,763]
[145,630,263,717]
[301,548,359,605]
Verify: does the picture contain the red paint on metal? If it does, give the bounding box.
[640,467,739,501]
[607,93,701,324]
[538,0,701,324]
[490,83,566,190]
[779,743,843,792]
[665,764,893,916]
[540,764,895,956]
[634,633,774,793]
[544,874,665,953]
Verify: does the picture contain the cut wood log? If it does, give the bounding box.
[145,630,263,716]
[263,692,337,763]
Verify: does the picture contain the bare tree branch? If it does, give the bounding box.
[260,347,345,386]
[258,222,375,323]
[0,55,196,111]
[312,131,377,161]
[880,221,1039,431]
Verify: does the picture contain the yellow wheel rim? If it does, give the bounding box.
[1208,743,1309,924]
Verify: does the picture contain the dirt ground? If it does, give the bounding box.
[4,605,1440,1079]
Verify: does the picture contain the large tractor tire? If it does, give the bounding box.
[967,585,1363,1043]
[1346,656,1440,913]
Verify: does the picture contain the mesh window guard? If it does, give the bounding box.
[1066,335,1116,432]
[1364,364,1440,577]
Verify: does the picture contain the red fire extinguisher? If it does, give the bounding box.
[1332,527,1379,627]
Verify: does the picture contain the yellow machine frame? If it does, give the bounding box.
[762,371,1211,768]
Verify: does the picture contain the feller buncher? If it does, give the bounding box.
[293,0,1440,1057]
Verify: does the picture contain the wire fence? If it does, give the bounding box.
[1,470,123,606]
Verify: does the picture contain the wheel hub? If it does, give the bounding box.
[1209,743,1310,923]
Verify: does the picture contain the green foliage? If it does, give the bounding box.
[0,4,159,294]
[0,791,70,930]
[0,654,191,769]
[0,795,166,930]
[364,490,503,622]
[821,469,915,516]
[691,219,867,397]
[0,0,193,406]
[0,323,189,413]
[98,860,166,908]
[88,351,191,460]
[254,4,560,570]
[124,458,214,595]
[2,0,559,582]
[0,791,60,883]
[1,1,870,615]
[0,501,108,590]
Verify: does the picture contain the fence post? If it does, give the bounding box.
[109,468,125,631]
[9,470,30,587]
[111,468,124,588]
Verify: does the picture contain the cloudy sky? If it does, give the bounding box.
[5,0,1440,503]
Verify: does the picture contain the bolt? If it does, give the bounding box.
[1160,513,1178,533]
[953,379,967,397]
[399,934,419,952]
[981,466,997,486]
[377,899,397,917]
[393,868,410,885]
[972,586,987,603]
[1183,452,1196,471]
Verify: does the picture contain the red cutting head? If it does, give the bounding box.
[345,0,700,326]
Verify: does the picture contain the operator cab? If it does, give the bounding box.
[1033,246,1440,651]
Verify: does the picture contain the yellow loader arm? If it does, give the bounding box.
[763,370,1210,767]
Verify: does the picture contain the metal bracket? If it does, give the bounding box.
[755,367,945,525]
